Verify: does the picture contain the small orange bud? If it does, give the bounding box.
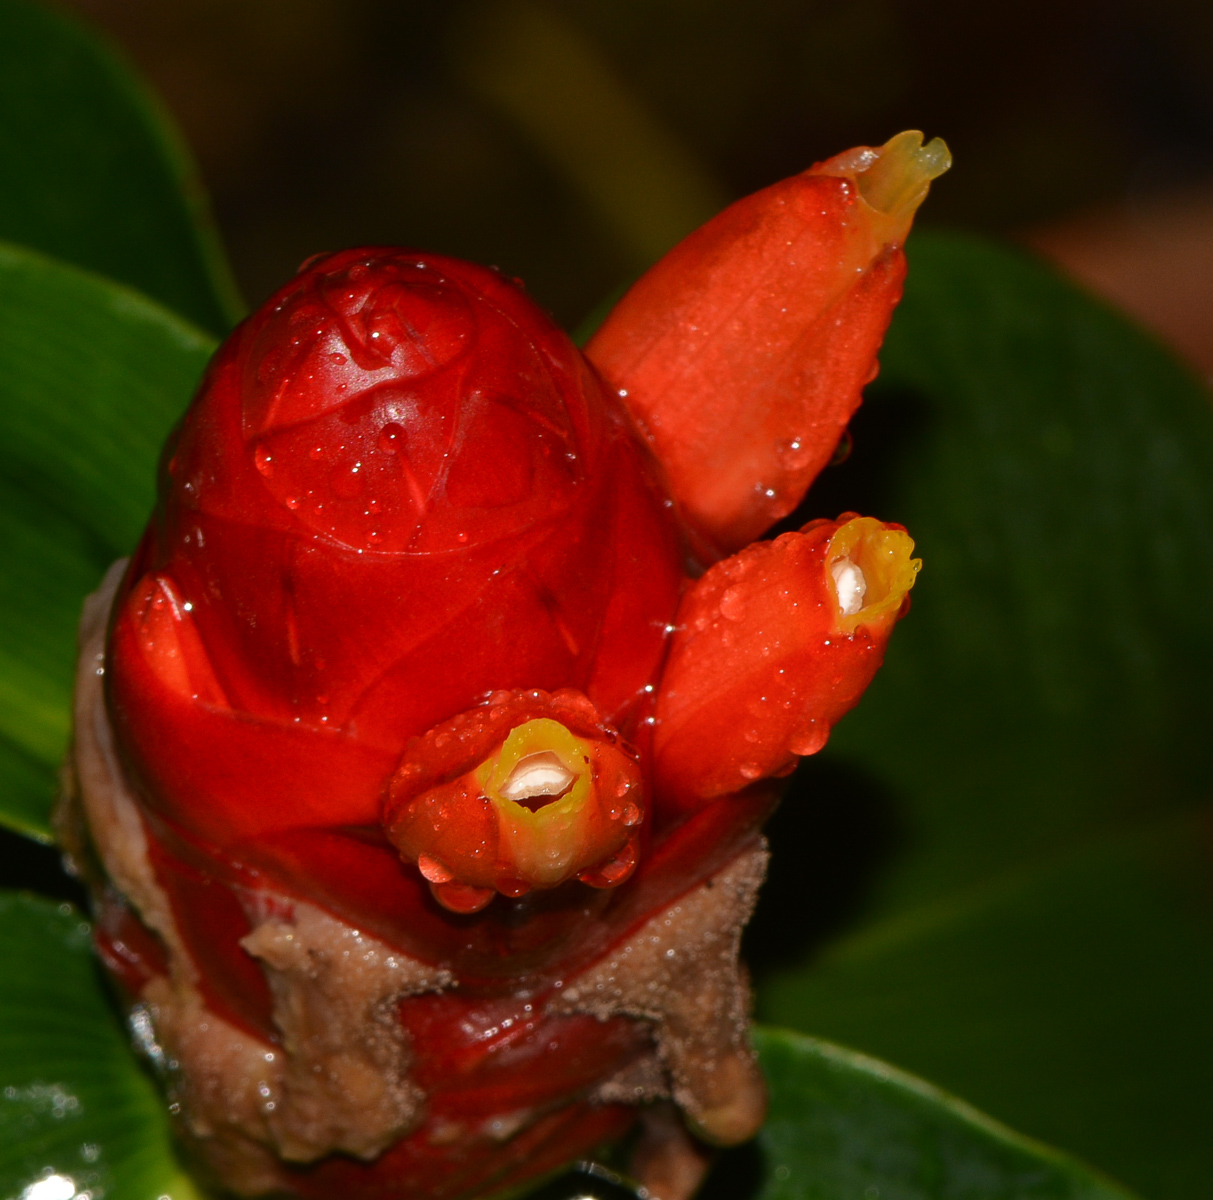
[587,131,948,556]
[383,689,644,912]
[652,516,920,809]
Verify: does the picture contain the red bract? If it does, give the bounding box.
[61,131,945,1200]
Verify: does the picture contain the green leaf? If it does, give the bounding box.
[0,0,242,334]
[753,233,1213,1198]
[0,891,201,1200]
[747,1026,1136,1200]
[826,232,1213,910]
[0,241,215,839]
[759,813,1213,1200]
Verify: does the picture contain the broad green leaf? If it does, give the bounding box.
[753,233,1213,1198]
[0,241,215,838]
[818,231,1213,912]
[0,891,201,1200]
[745,1027,1136,1200]
[759,812,1213,1200]
[0,0,242,334]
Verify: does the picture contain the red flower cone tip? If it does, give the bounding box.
[586,129,951,556]
[58,133,945,1200]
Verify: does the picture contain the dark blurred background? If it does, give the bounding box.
[55,0,1213,374]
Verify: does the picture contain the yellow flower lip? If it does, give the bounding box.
[384,689,645,911]
[826,516,921,634]
[476,718,602,888]
[815,129,951,250]
[857,130,952,224]
[480,718,591,812]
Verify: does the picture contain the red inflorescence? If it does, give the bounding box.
[64,132,943,1200]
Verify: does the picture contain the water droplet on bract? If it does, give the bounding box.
[254,444,273,477]
[595,857,632,884]
[719,585,747,622]
[330,463,364,500]
[329,352,347,365]
[417,854,454,884]
[309,445,324,461]
[379,422,405,452]
[285,496,300,510]
[739,763,762,780]
[777,437,813,471]
[788,724,829,757]
[367,498,381,514]
[367,530,382,545]
[621,801,641,826]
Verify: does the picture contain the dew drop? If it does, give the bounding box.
[379,422,406,452]
[21,1174,78,1200]
[739,763,763,781]
[330,462,364,500]
[788,724,829,757]
[719,585,747,622]
[253,444,273,477]
[284,496,300,510]
[594,857,633,884]
[777,437,813,471]
[417,854,454,884]
[621,801,641,826]
[830,429,854,466]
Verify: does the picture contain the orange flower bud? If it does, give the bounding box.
[653,515,920,809]
[384,689,644,912]
[586,130,949,555]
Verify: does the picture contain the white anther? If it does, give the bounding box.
[831,558,867,616]
[500,752,576,802]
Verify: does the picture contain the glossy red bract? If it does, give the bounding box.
[111,249,682,844]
